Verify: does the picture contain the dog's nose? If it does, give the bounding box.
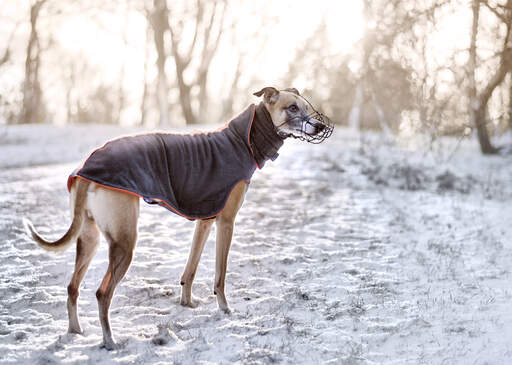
[308,118,325,134]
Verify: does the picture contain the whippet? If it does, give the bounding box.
[24,87,333,350]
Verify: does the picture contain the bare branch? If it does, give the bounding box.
[0,22,19,66]
[168,0,204,69]
[482,1,508,22]
[199,0,227,74]
[480,49,512,105]
[210,1,227,57]
[185,0,204,66]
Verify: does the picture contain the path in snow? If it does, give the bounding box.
[1,127,511,364]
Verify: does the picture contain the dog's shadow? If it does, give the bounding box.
[28,316,195,364]
[29,331,134,364]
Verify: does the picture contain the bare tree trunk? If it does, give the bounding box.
[168,0,202,125]
[468,0,485,150]
[149,0,170,127]
[221,56,242,119]
[65,62,75,123]
[360,0,384,132]
[0,48,9,67]
[468,0,502,154]
[168,0,227,125]
[115,3,129,125]
[21,0,47,124]
[197,0,226,120]
[175,63,195,125]
[509,76,512,131]
[468,0,512,153]
[140,19,151,126]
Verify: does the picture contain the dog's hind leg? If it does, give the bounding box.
[180,219,214,308]
[213,181,247,312]
[89,187,139,350]
[67,216,100,334]
[96,231,136,350]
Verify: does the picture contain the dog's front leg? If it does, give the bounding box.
[180,219,214,307]
[212,181,247,312]
[214,215,235,312]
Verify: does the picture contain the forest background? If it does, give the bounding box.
[1,0,512,154]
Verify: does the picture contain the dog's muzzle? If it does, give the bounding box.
[276,100,334,144]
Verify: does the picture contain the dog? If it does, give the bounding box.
[24,87,333,350]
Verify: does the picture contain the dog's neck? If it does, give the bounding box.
[250,103,285,168]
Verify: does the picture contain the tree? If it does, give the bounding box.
[148,0,172,126]
[468,0,512,154]
[139,16,152,126]
[21,0,48,124]
[284,4,414,132]
[283,22,356,125]
[145,0,228,126]
[167,0,227,125]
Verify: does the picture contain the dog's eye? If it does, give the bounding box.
[288,105,299,113]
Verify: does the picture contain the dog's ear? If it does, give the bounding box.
[283,88,300,96]
[253,87,280,104]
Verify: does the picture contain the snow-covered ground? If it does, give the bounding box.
[1,123,511,364]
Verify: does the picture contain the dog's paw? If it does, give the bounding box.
[220,307,231,315]
[217,300,231,314]
[67,326,83,335]
[100,341,121,351]
[180,297,199,308]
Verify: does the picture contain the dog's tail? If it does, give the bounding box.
[23,179,89,253]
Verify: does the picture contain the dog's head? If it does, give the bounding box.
[253,87,333,143]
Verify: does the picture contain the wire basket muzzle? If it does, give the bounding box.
[278,111,334,143]
[281,95,334,143]
[300,111,334,143]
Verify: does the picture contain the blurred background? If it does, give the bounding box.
[1,0,511,154]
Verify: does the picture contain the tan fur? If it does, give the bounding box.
[254,87,312,136]
[24,179,89,252]
[24,88,304,350]
[265,93,309,127]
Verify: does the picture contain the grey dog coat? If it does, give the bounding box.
[68,103,285,220]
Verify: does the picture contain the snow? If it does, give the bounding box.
[1,123,512,364]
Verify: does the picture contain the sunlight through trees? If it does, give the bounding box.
[0,0,511,153]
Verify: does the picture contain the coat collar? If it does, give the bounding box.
[228,103,285,169]
[248,102,285,168]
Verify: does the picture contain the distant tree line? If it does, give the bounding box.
[0,0,244,127]
[286,0,512,154]
[1,0,511,154]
